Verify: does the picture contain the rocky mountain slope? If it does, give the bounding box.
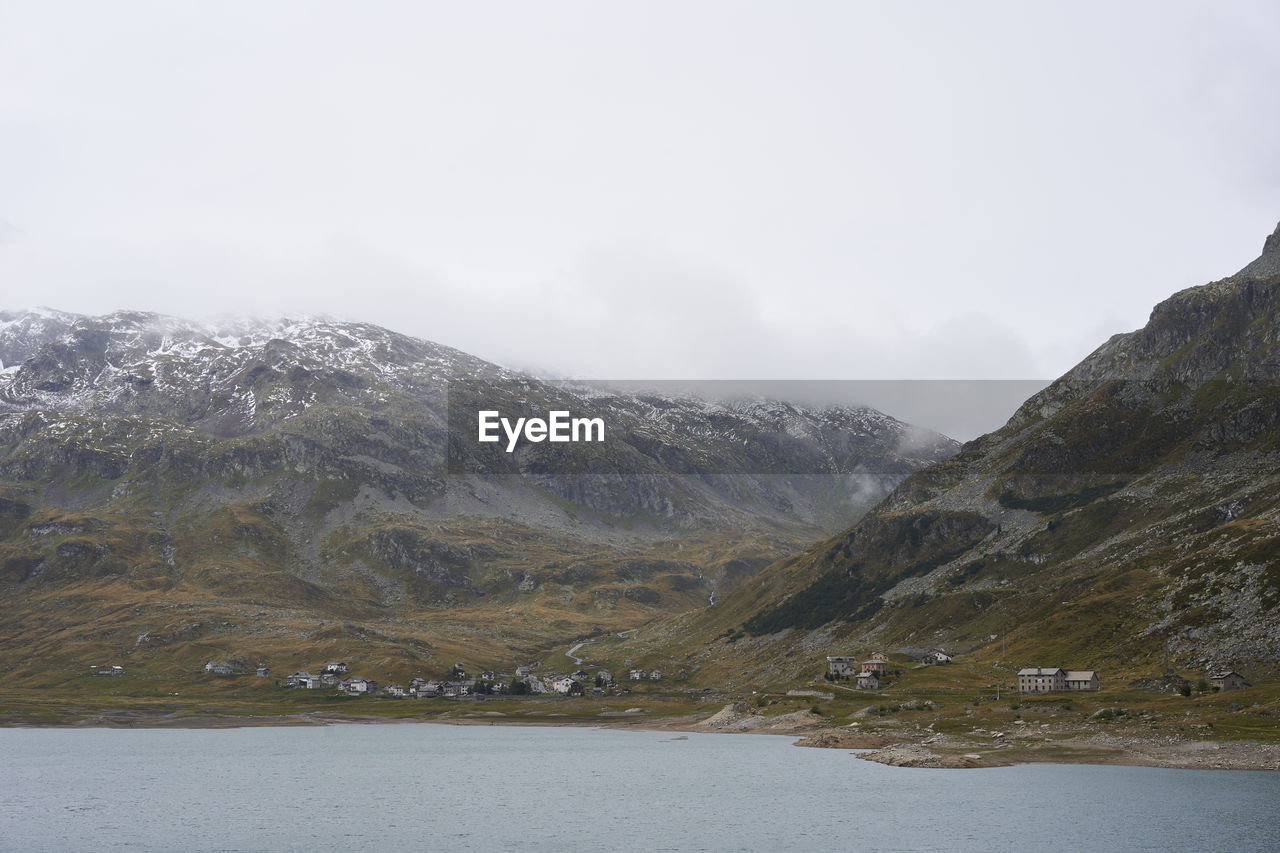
[0,309,954,683]
[650,222,1280,688]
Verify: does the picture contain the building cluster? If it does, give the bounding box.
[240,659,631,699]
[1016,667,1257,695]
[628,669,662,681]
[204,659,270,677]
[919,648,953,665]
[818,650,1258,702]
[826,652,898,690]
[1017,667,1100,694]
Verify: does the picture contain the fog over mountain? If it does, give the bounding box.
[3,3,1279,404]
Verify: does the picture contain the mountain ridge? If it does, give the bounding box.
[641,222,1280,689]
[0,307,956,683]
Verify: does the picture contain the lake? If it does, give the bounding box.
[1,724,1277,851]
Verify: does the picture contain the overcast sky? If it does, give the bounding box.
[2,2,1279,395]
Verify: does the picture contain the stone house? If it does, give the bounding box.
[826,656,857,678]
[1210,671,1250,691]
[340,677,370,695]
[629,669,647,681]
[649,670,662,681]
[922,649,952,665]
[285,671,315,688]
[1065,670,1099,691]
[1018,667,1066,693]
[855,671,879,690]
[1019,667,1102,693]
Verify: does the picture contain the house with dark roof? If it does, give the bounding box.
[1210,671,1250,691]
[826,656,857,677]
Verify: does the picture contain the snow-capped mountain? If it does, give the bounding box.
[0,308,957,680]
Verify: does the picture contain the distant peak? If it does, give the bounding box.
[1265,220,1280,256]
[1235,220,1280,279]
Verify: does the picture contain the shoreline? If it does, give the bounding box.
[2,704,1277,772]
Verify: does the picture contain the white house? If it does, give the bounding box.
[826,656,857,677]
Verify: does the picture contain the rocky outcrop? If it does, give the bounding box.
[1235,220,1280,279]
[856,744,992,768]
[693,703,827,734]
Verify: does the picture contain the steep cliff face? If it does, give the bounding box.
[711,223,1280,678]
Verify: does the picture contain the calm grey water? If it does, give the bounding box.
[1,724,1277,852]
